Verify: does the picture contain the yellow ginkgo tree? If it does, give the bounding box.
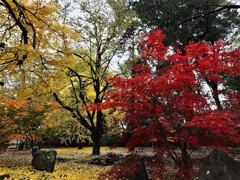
[0,0,75,146]
[53,0,136,155]
[0,0,78,88]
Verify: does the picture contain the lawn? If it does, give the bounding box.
[0,147,128,180]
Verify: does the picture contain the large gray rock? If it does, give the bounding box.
[193,149,240,180]
[32,150,57,173]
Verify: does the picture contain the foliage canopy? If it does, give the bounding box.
[102,29,240,179]
[129,0,240,46]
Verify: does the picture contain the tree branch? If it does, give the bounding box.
[2,0,28,44]
[53,92,92,130]
[176,5,240,27]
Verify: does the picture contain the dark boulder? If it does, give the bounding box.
[32,150,57,173]
[89,153,123,166]
[193,149,240,180]
[0,174,10,180]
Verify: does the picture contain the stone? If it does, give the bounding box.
[0,174,10,180]
[128,159,148,179]
[32,150,57,173]
[192,149,240,180]
[99,154,148,180]
[89,153,123,166]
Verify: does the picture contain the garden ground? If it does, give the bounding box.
[0,147,239,179]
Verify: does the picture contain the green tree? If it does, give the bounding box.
[129,0,240,46]
[53,0,136,155]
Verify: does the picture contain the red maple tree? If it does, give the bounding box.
[101,29,240,179]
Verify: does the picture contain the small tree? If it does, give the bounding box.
[0,110,10,151]
[2,99,45,150]
[102,30,240,179]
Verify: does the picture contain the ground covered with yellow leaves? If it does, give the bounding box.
[0,147,128,180]
[2,147,235,179]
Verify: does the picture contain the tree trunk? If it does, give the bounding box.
[205,80,222,110]
[91,135,101,155]
[30,140,34,150]
[18,140,24,151]
[91,110,104,155]
[25,139,28,150]
[78,142,83,149]
[178,150,193,180]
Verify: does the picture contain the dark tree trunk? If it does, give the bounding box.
[78,142,83,149]
[25,139,28,150]
[18,141,24,151]
[178,150,193,180]
[91,110,104,155]
[91,134,102,155]
[30,140,34,150]
[205,80,222,110]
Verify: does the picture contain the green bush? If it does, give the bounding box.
[101,133,120,147]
